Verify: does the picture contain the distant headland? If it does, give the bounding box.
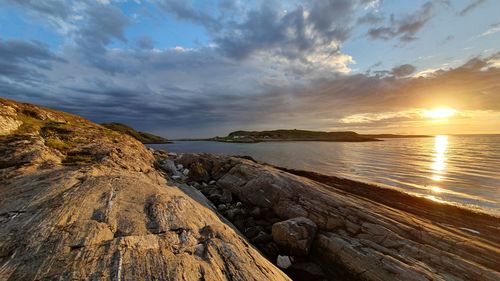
[183,129,431,143]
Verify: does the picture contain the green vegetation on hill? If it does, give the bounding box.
[214,129,380,142]
[101,122,170,144]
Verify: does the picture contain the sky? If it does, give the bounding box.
[0,0,499,138]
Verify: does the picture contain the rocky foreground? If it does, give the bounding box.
[1,98,499,280]
[0,99,288,280]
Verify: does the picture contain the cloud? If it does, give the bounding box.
[3,41,499,137]
[155,0,377,73]
[368,2,434,42]
[7,0,72,19]
[154,0,221,30]
[357,12,384,25]
[75,4,129,54]
[458,0,486,16]
[136,37,155,50]
[391,64,416,77]
[1,0,499,137]
[481,22,500,37]
[0,39,65,84]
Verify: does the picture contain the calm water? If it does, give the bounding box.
[149,135,500,215]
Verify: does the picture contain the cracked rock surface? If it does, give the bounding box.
[0,98,290,281]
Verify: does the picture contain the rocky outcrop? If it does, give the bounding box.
[0,99,290,280]
[172,153,500,281]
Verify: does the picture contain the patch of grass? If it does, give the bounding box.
[101,122,170,143]
[62,154,95,165]
[40,122,73,138]
[62,149,96,165]
[45,138,73,152]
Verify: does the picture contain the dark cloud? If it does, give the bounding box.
[75,5,129,54]
[458,0,486,16]
[391,64,416,77]
[136,37,155,50]
[215,0,356,62]
[0,39,64,83]
[154,0,223,31]
[2,42,499,137]
[0,39,62,63]
[72,4,130,73]
[155,0,365,68]
[368,2,434,42]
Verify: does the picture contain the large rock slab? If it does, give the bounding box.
[182,153,500,281]
[0,99,290,281]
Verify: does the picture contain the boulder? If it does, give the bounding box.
[272,217,317,256]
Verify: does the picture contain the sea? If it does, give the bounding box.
[149,135,500,215]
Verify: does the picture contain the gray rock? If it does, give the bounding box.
[182,169,190,176]
[176,164,184,170]
[276,255,293,269]
[272,217,317,256]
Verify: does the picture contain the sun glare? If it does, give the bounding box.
[423,107,457,119]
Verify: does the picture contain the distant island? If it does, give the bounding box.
[204,129,430,143]
[101,122,171,144]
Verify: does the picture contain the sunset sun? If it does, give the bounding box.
[423,107,457,119]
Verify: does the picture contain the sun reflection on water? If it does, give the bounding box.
[431,135,448,172]
[429,135,448,196]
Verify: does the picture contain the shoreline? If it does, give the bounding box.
[273,164,500,241]
[159,152,500,280]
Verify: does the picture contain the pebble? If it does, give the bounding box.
[183,169,190,176]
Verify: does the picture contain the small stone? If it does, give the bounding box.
[167,152,177,157]
[182,169,190,176]
[176,164,183,170]
[217,204,227,211]
[209,180,216,185]
[202,182,208,187]
[171,175,181,180]
[276,255,292,269]
[236,202,243,207]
